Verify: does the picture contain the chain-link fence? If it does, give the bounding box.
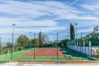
[0,32,99,63]
[0,32,67,63]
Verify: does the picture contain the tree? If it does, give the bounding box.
[29,38,38,47]
[38,32,42,47]
[16,35,29,49]
[70,23,75,40]
[58,39,68,48]
[89,35,99,46]
[6,42,12,53]
[38,32,49,47]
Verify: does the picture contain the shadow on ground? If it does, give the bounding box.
[60,48,96,61]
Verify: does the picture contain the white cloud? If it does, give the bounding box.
[0,0,98,20]
[0,17,58,27]
[81,3,99,11]
[0,0,99,42]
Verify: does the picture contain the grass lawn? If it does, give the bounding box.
[0,48,33,61]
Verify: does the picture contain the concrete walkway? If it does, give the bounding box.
[0,62,99,66]
[0,62,18,66]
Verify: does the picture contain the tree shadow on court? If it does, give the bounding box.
[60,48,96,61]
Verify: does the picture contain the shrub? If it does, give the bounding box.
[96,48,99,55]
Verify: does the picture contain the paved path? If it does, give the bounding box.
[0,62,99,66]
[22,64,99,66]
[0,62,18,66]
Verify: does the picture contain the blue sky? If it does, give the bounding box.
[0,0,99,44]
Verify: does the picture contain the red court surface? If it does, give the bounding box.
[22,48,64,56]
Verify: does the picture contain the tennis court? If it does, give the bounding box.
[22,48,64,56]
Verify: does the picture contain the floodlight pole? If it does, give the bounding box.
[57,32,58,60]
[75,23,78,42]
[9,38,10,43]
[81,32,83,61]
[75,23,78,51]
[0,37,1,54]
[11,24,15,60]
[34,33,35,61]
[91,42,92,57]
[30,32,32,49]
[89,41,92,57]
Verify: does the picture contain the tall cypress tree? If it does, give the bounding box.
[70,23,75,40]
